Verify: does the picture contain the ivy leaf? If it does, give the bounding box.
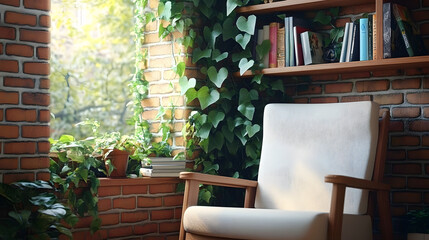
[197,86,220,110]
[211,23,222,48]
[238,102,255,120]
[232,171,240,178]
[179,76,196,95]
[175,20,184,33]
[256,39,271,60]
[212,49,228,62]
[246,144,258,159]
[249,89,259,100]
[202,0,215,7]
[314,10,331,25]
[223,17,239,41]
[235,127,248,145]
[236,15,256,35]
[221,125,234,143]
[235,33,251,50]
[199,3,213,18]
[231,49,252,62]
[192,0,200,7]
[238,58,254,76]
[197,123,212,139]
[271,79,285,92]
[200,138,209,153]
[251,74,263,84]
[239,88,251,105]
[209,132,224,151]
[227,140,239,154]
[220,88,234,100]
[208,66,228,88]
[185,88,198,103]
[208,110,225,128]
[199,189,212,203]
[192,48,212,64]
[203,161,219,173]
[226,0,240,16]
[158,1,172,19]
[246,124,260,138]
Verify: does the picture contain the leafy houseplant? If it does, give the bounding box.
[407,208,429,240]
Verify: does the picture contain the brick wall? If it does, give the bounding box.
[0,0,51,183]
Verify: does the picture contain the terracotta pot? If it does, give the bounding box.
[408,233,429,240]
[104,149,129,178]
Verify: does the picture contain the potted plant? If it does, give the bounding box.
[407,208,429,240]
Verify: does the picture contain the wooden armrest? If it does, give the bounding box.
[325,175,390,191]
[179,172,258,189]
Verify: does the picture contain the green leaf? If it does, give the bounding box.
[208,110,225,128]
[199,189,212,203]
[179,76,196,95]
[238,58,254,76]
[330,7,340,17]
[226,0,240,16]
[203,161,219,173]
[78,168,89,183]
[192,48,212,64]
[238,102,255,120]
[314,10,331,25]
[232,171,240,178]
[204,24,222,48]
[209,132,224,151]
[197,86,220,110]
[239,88,251,105]
[212,49,228,62]
[200,138,209,153]
[246,124,260,138]
[231,49,252,62]
[223,16,239,41]
[245,144,258,159]
[226,140,239,154]
[251,74,263,84]
[221,125,234,143]
[235,127,248,145]
[235,33,251,50]
[185,88,198,103]
[9,210,30,225]
[59,134,75,143]
[197,123,212,139]
[271,79,285,92]
[256,39,271,60]
[175,62,186,77]
[236,15,256,35]
[158,1,172,19]
[207,66,228,88]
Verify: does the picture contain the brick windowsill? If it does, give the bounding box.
[98,177,182,186]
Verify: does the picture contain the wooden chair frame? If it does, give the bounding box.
[179,112,392,240]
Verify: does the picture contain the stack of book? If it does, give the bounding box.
[140,157,186,177]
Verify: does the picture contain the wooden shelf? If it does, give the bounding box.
[236,0,374,15]
[235,56,429,77]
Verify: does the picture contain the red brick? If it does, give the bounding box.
[137,197,162,207]
[22,125,50,138]
[392,192,422,204]
[74,216,93,228]
[167,236,180,240]
[20,157,50,169]
[407,92,429,104]
[424,78,429,89]
[391,206,407,217]
[22,92,50,106]
[123,185,148,195]
[294,98,308,103]
[392,107,420,118]
[0,158,19,170]
[356,80,389,92]
[164,195,184,206]
[409,120,429,131]
[99,213,119,226]
[4,142,36,154]
[297,85,322,95]
[392,78,421,89]
[39,15,50,27]
[0,43,2,55]
[38,109,50,122]
[340,3,373,15]
[341,95,371,102]
[39,78,50,89]
[72,230,108,240]
[36,172,50,181]
[408,149,429,160]
[98,198,111,212]
[121,211,149,223]
[36,47,49,60]
[113,197,136,209]
[108,226,133,238]
[389,121,404,132]
[385,177,406,189]
[0,26,16,40]
[144,237,165,240]
[0,109,3,121]
[310,74,339,81]
[134,223,158,235]
[20,29,50,44]
[0,125,19,138]
[310,97,338,103]
[23,0,50,10]
[149,184,176,194]
[0,60,19,73]
[421,22,429,36]
[5,108,37,122]
[425,107,429,118]
[406,68,429,76]
[98,186,121,197]
[37,141,50,153]
[5,11,37,26]
[3,173,34,184]
[325,83,353,94]
[6,44,34,57]
[373,93,403,105]
[372,69,402,77]
[392,163,421,174]
[341,71,371,80]
[423,136,429,147]
[424,0,429,8]
[174,207,182,219]
[408,178,429,189]
[23,62,50,75]
[0,0,19,6]
[391,136,420,147]
[4,77,35,88]
[387,150,406,161]
[159,221,180,233]
[151,209,174,220]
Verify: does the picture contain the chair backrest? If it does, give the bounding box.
[254,102,380,215]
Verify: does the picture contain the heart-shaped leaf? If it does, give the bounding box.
[231,49,252,62]
[185,88,198,103]
[238,102,255,120]
[226,0,240,16]
[239,88,251,105]
[235,126,248,145]
[197,86,220,110]
[196,123,212,139]
[192,48,212,63]
[238,58,254,76]
[202,0,214,7]
[175,62,186,77]
[212,49,228,62]
[209,132,224,151]
[271,79,285,92]
[199,3,213,18]
[208,110,225,128]
[204,24,222,48]
[256,39,271,61]
[236,15,256,35]
[208,66,228,88]
[235,33,251,50]
[246,124,260,138]
[221,125,234,143]
[179,76,196,95]
[158,1,171,19]
[223,16,239,41]
[251,74,263,84]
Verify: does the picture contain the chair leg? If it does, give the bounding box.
[328,184,346,240]
[180,180,200,240]
[377,191,393,240]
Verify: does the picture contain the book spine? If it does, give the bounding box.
[285,17,290,67]
[339,22,350,63]
[269,22,278,68]
[383,3,392,58]
[293,26,301,66]
[301,31,311,65]
[289,17,295,66]
[345,22,354,62]
[393,4,413,57]
[373,13,377,60]
[368,14,373,60]
[263,25,270,68]
[360,18,368,61]
[277,27,285,67]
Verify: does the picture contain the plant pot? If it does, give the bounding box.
[408,233,429,240]
[104,149,129,178]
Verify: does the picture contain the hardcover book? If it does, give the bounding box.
[293,26,310,66]
[263,25,270,67]
[340,22,351,63]
[301,31,326,65]
[368,14,373,60]
[277,27,285,67]
[348,22,360,62]
[360,18,368,61]
[269,22,279,68]
[373,13,377,59]
[383,2,407,58]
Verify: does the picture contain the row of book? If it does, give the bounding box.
[258,3,426,68]
[140,157,186,177]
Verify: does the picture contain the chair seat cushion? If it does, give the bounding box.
[184,206,372,240]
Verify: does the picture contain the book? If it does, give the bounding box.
[269,22,279,68]
[368,14,373,60]
[392,3,427,57]
[383,3,407,58]
[257,28,264,62]
[288,17,295,66]
[277,27,285,67]
[373,13,377,60]
[287,17,311,66]
[349,21,360,62]
[285,17,290,67]
[360,18,368,61]
[301,31,325,65]
[140,168,181,177]
[339,22,350,63]
[345,22,354,62]
[263,25,270,68]
[293,26,310,66]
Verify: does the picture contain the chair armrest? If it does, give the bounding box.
[325,175,390,191]
[180,172,258,189]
